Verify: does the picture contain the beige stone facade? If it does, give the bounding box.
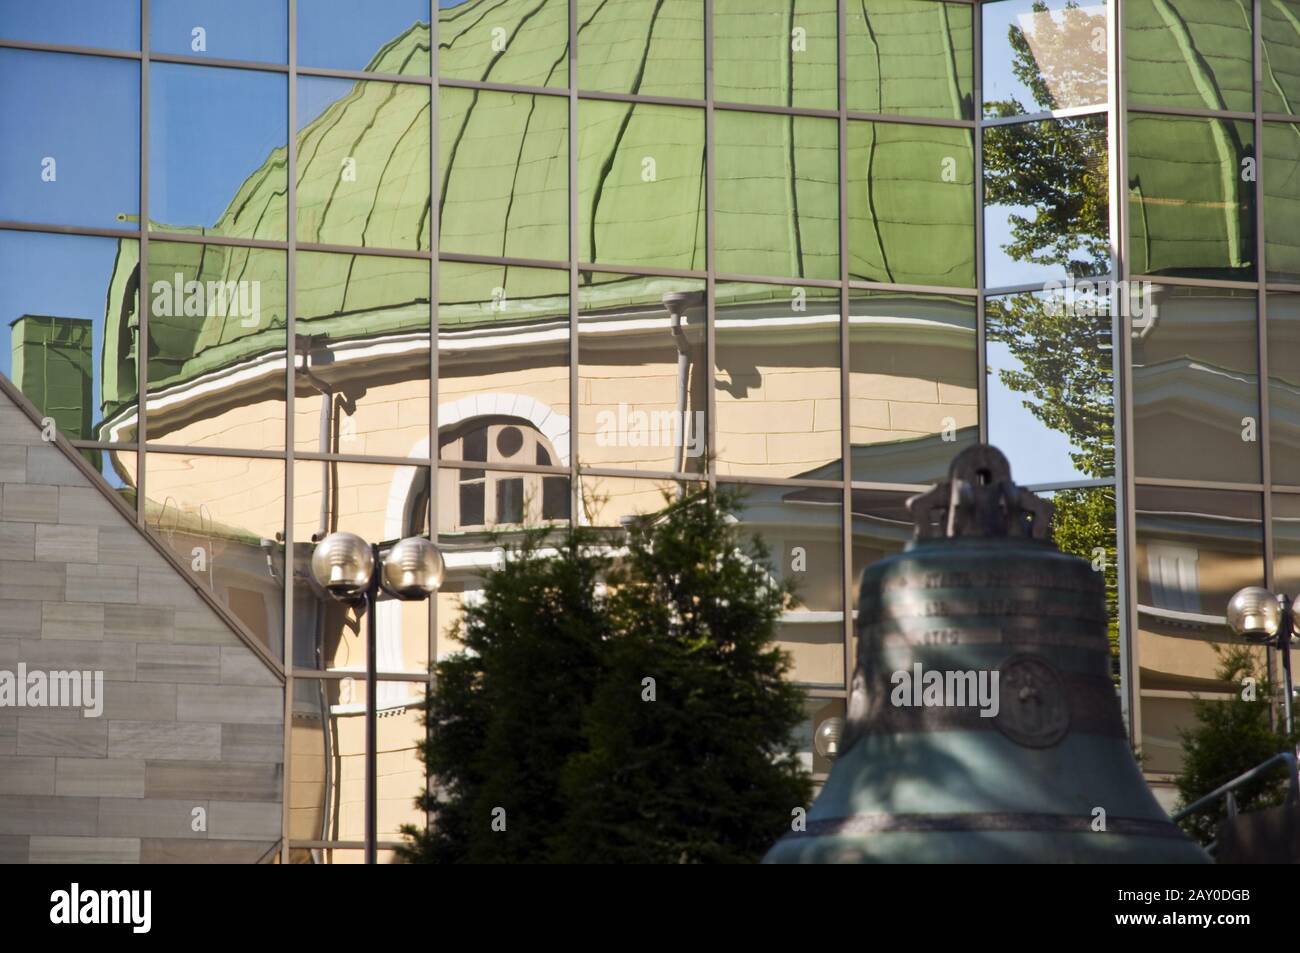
[0,380,283,863]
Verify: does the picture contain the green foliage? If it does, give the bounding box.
[983,117,1110,277]
[980,4,1118,661]
[992,1,1108,118]
[1051,486,1118,662]
[398,486,811,864]
[983,1,1109,277]
[397,527,610,864]
[1174,645,1298,846]
[986,292,1114,480]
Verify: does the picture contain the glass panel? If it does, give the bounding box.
[1268,292,1300,484]
[1264,121,1300,282]
[1135,486,1263,773]
[983,115,1108,288]
[714,110,839,281]
[295,251,430,459]
[298,0,430,75]
[376,679,426,840]
[847,120,975,287]
[145,244,287,450]
[286,847,403,864]
[982,0,1107,119]
[1047,484,1119,663]
[297,77,431,251]
[579,474,681,527]
[715,281,840,480]
[0,50,138,230]
[577,101,705,270]
[846,0,973,120]
[143,451,285,654]
[439,463,569,531]
[150,0,287,64]
[1273,494,1300,594]
[75,450,137,497]
[1126,0,1252,114]
[986,285,1114,485]
[849,486,912,596]
[849,291,977,485]
[0,0,140,50]
[436,465,571,660]
[439,87,568,262]
[438,261,569,465]
[290,675,349,843]
[1131,285,1259,484]
[0,230,139,445]
[1128,114,1256,281]
[1263,0,1300,116]
[438,0,568,88]
[292,461,432,674]
[578,273,706,474]
[801,696,846,779]
[578,0,703,99]
[714,0,837,110]
[732,483,844,690]
[150,63,288,241]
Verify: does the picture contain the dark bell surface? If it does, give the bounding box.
[764,445,1209,864]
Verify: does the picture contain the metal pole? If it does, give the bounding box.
[365,544,379,865]
[1280,596,1295,737]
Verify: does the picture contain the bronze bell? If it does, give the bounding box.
[765,445,1208,863]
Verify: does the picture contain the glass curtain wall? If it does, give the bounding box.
[1124,0,1285,782]
[14,0,1296,857]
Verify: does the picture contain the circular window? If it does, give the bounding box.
[496,425,524,458]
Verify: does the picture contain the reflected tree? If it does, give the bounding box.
[985,0,1107,117]
[982,1,1116,657]
[984,0,1109,276]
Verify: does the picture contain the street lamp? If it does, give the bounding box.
[1226,586,1296,735]
[814,716,844,760]
[310,532,445,863]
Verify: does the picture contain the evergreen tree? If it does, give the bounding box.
[398,529,612,863]
[399,487,811,863]
[1174,645,1299,846]
[557,488,811,863]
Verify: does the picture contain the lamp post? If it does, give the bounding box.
[1226,587,1296,735]
[310,532,445,864]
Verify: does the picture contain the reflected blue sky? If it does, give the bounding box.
[984,200,1046,288]
[298,75,355,132]
[150,63,287,232]
[299,0,428,72]
[0,0,139,51]
[0,49,139,229]
[982,0,1107,116]
[151,0,286,63]
[0,230,128,429]
[987,337,1089,485]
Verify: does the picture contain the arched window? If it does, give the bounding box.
[439,417,569,530]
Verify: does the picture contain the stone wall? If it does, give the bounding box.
[0,384,283,863]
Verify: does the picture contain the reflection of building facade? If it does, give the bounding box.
[1,0,1298,861]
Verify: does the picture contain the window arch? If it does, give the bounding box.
[439,416,570,530]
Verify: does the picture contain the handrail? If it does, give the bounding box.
[1171,751,1299,823]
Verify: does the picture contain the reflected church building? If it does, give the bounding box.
[1,0,1297,861]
